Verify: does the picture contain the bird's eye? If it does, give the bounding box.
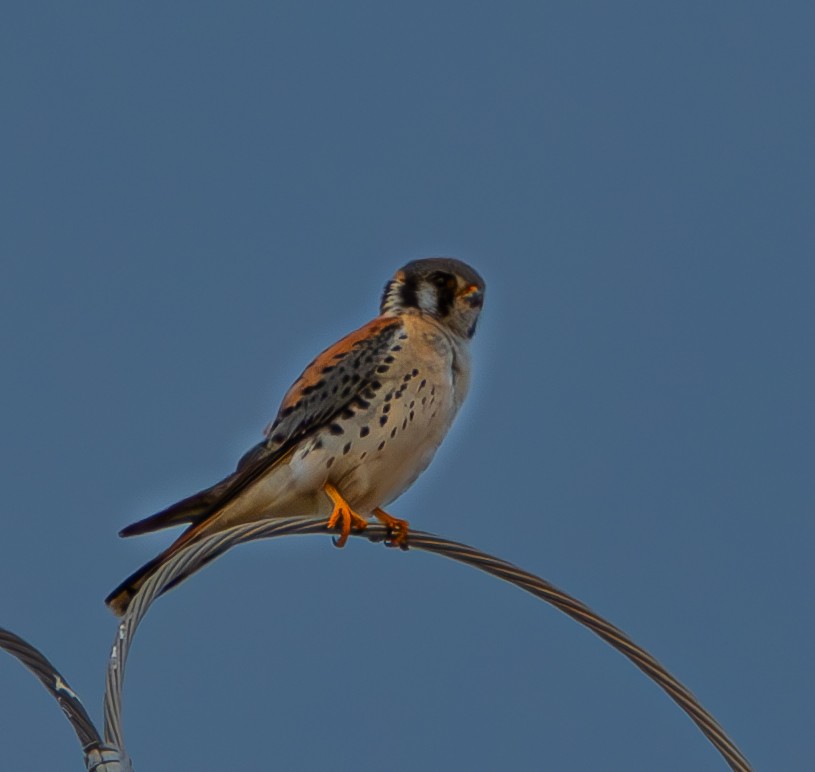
[431,272,456,289]
[427,272,458,317]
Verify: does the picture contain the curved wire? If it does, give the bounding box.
[0,626,100,749]
[104,517,752,771]
[0,626,129,770]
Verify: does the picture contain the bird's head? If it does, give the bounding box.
[380,257,485,339]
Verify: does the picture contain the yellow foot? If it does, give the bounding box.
[324,483,368,547]
[374,507,410,549]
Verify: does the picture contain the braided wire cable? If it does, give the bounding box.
[0,626,127,771]
[103,517,752,771]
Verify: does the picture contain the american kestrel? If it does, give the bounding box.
[106,257,485,615]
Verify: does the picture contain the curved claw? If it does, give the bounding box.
[374,507,410,549]
[324,483,368,547]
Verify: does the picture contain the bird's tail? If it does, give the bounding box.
[105,519,230,616]
[105,552,169,616]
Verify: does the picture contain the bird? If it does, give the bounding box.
[105,257,485,615]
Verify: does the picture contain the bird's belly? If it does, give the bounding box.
[339,429,442,513]
[330,377,456,514]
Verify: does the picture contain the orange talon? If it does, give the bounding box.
[324,483,368,547]
[374,507,410,549]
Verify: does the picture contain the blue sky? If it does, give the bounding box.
[1,2,813,769]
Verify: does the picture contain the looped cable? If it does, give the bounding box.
[102,517,752,771]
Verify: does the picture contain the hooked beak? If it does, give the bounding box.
[462,285,484,309]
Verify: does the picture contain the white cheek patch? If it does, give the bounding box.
[416,284,438,313]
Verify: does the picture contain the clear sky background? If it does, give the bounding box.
[1,3,813,770]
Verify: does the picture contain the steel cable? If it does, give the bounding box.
[103,517,752,771]
[0,626,128,770]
